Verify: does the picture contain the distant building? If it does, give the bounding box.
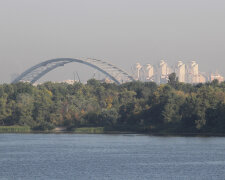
[62,80,77,84]
[158,60,171,83]
[100,77,114,83]
[198,74,207,83]
[175,61,186,82]
[187,61,199,83]
[131,60,223,84]
[132,63,142,80]
[210,72,224,83]
[142,64,154,81]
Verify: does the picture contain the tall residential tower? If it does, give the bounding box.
[187,61,199,83]
[175,61,186,82]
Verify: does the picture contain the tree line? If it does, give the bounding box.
[0,73,225,134]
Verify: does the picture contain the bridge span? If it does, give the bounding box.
[12,58,135,85]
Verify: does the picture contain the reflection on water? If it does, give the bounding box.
[0,134,225,180]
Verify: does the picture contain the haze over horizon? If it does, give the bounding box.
[0,0,225,83]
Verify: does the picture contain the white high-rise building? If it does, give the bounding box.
[131,60,212,84]
[159,60,167,77]
[175,61,186,82]
[132,63,142,80]
[158,60,171,83]
[142,64,154,81]
[187,61,199,83]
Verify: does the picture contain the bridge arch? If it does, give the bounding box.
[12,58,135,85]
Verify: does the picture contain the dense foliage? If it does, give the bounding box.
[1,74,225,134]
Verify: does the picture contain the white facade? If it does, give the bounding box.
[62,80,77,84]
[132,63,142,80]
[210,72,224,83]
[158,60,171,83]
[159,60,167,77]
[142,64,154,81]
[175,61,186,82]
[187,61,199,83]
[132,60,222,84]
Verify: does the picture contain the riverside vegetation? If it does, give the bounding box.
[1,73,225,134]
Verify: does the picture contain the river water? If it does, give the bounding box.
[0,134,225,180]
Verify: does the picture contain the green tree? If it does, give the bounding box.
[168,73,179,88]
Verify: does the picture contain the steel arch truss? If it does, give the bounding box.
[12,58,135,84]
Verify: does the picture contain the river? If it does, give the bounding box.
[0,134,225,180]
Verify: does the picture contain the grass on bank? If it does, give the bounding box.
[73,127,104,134]
[0,126,31,133]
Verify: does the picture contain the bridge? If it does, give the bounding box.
[12,58,135,85]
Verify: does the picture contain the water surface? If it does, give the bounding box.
[0,134,225,180]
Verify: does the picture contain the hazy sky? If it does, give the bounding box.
[0,0,225,83]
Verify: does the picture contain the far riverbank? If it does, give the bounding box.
[1,126,225,137]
